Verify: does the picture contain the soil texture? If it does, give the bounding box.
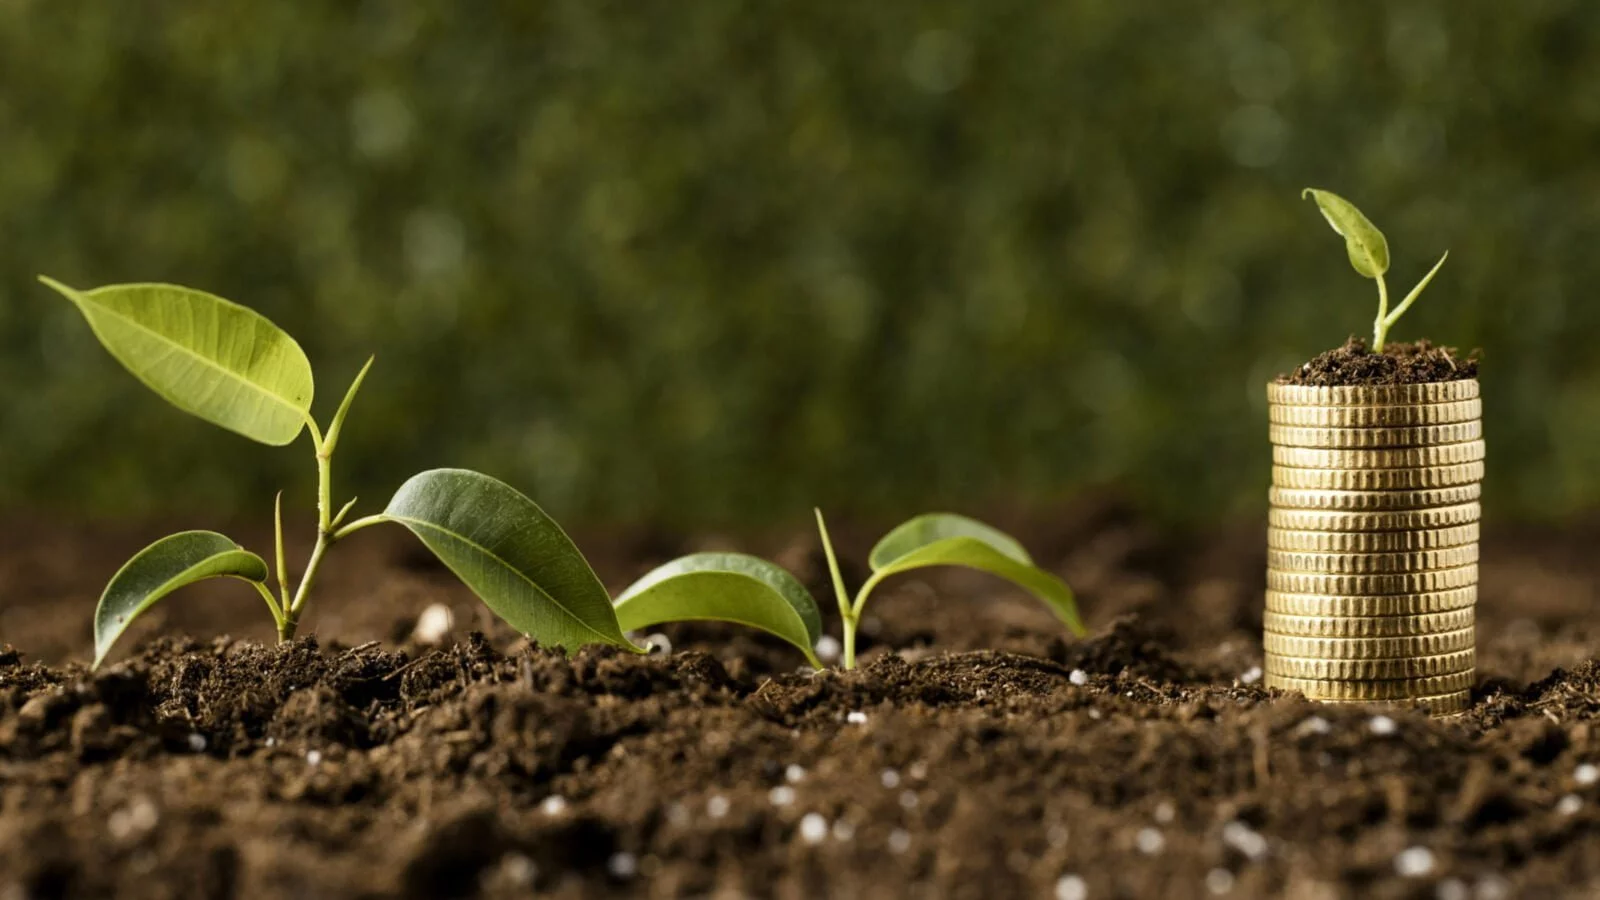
[1280,338,1479,386]
[3,503,1600,899]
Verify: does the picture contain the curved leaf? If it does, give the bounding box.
[868,514,1083,635]
[381,469,638,652]
[1301,188,1389,279]
[614,552,823,666]
[870,513,1032,569]
[40,277,314,445]
[95,531,269,668]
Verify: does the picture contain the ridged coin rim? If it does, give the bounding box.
[1269,399,1481,427]
[1266,565,1478,595]
[1262,627,1475,659]
[1265,670,1474,700]
[1266,381,1479,406]
[1273,441,1486,470]
[1264,587,1476,616]
[1266,545,1480,574]
[1264,648,1474,679]
[1262,608,1474,637]
[1272,462,1485,491]
[1269,484,1481,511]
[1267,504,1481,532]
[1269,421,1483,449]
[1267,524,1479,552]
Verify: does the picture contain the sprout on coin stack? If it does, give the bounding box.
[1263,190,1480,716]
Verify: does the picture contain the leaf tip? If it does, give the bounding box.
[1300,187,1316,200]
[37,274,75,296]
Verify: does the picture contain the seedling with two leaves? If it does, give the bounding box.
[621,510,1085,669]
[1302,188,1449,351]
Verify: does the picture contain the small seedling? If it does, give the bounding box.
[626,510,1083,669]
[1302,188,1449,352]
[42,278,811,668]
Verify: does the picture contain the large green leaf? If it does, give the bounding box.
[1301,189,1390,279]
[40,277,314,445]
[868,513,1084,635]
[95,531,269,669]
[381,469,638,651]
[614,552,824,666]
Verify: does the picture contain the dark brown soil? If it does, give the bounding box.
[3,504,1600,899]
[1280,338,1479,386]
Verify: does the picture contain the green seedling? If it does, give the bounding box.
[626,510,1082,669]
[1302,188,1449,352]
[43,278,810,668]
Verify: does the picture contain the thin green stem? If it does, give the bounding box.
[842,616,858,670]
[814,509,858,668]
[332,514,387,541]
[273,491,290,610]
[1373,273,1391,352]
[251,579,285,626]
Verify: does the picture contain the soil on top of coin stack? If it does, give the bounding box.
[1279,337,1479,386]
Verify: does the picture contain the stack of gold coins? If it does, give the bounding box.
[1264,380,1482,716]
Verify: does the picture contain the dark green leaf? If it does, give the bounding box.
[95,531,268,668]
[381,468,637,651]
[615,552,823,666]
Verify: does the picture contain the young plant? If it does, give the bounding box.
[1302,188,1449,352]
[42,278,815,669]
[623,510,1083,669]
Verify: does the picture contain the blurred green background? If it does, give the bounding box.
[3,1,1597,528]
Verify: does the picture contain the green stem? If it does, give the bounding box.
[333,514,387,541]
[842,615,858,670]
[1373,273,1391,352]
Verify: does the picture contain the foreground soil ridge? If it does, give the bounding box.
[2,623,1595,899]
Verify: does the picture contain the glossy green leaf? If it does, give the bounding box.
[95,531,269,669]
[614,552,824,666]
[867,513,1084,635]
[381,468,638,651]
[39,277,314,445]
[1301,189,1389,279]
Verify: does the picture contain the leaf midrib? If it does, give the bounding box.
[390,514,621,646]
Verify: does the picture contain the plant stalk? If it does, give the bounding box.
[1373,273,1391,352]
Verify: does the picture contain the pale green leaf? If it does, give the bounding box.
[614,552,823,666]
[1301,188,1390,279]
[95,531,269,669]
[39,277,314,445]
[870,513,1032,569]
[868,513,1083,635]
[381,468,638,652]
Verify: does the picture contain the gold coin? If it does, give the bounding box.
[1267,524,1479,552]
[1267,545,1479,574]
[1272,462,1484,491]
[1266,381,1480,407]
[1265,670,1474,700]
[1273,441,1486,470]
[1311,690,1472,716]
[1263,627,1474,659]
[1269,484,1481,511]
[1264,648,1474,679]
[1269,421,1483,449]
[1265,586,1476,616]
[1266,565,1477,595]
[1262,608,1474,637]
[1269,399,1481,427]
[1268,504,1482,532]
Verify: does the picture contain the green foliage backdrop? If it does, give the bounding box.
[2,1,1597,525]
